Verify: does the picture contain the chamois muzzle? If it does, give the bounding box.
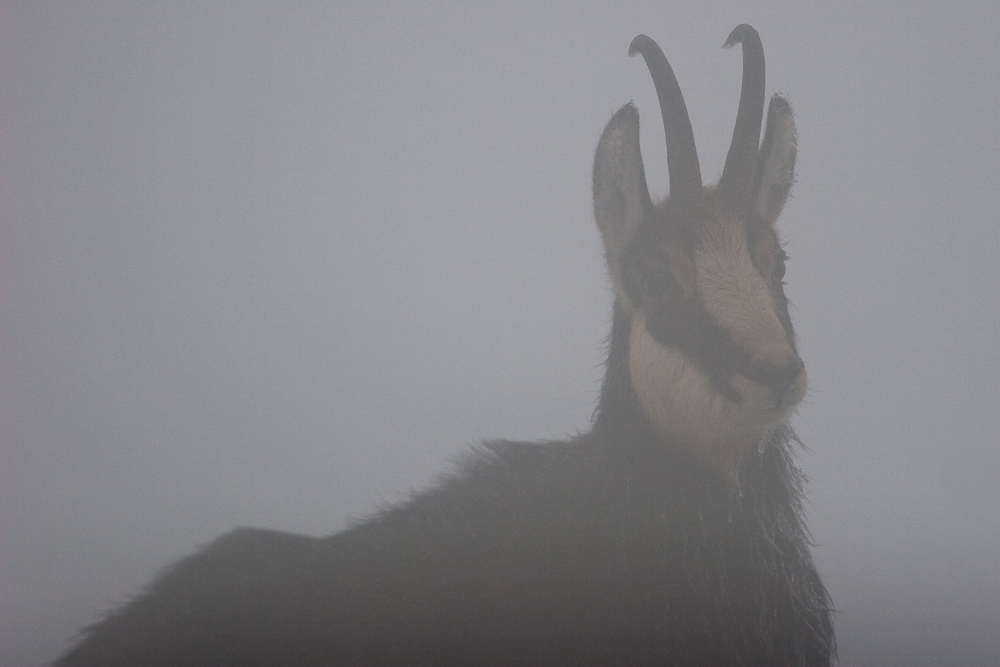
[739,357,805,410]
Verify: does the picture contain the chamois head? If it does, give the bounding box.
[593,25,803,475]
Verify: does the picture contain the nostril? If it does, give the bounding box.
[740,358,803,399]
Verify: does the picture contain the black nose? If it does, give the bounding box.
[740,358,803,403]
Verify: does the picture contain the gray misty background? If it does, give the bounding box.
[2,2,998,666]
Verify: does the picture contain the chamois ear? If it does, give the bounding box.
[593,103,653,277]
[753,94,797,226]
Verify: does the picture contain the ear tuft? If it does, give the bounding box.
[753,94,797,225]
[593,103,653,267]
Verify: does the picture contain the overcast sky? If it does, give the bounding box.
[2,2,998,666]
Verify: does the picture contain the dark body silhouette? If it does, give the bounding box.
[56,24,835,667]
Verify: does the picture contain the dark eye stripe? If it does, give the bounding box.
[639,271,672,299]
[640,293,751,402]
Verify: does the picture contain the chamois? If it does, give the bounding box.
[55,24,835,666]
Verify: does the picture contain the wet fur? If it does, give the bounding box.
[56,427,831,666]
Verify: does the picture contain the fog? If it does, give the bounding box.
[2,3,998,665]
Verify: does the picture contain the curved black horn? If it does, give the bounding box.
[629,34,702,209]
[719,24,765,209]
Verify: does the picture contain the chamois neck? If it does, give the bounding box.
[593,299,660,445]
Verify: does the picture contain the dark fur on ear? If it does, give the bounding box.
[593,103,653,299]
[755,94,798,225]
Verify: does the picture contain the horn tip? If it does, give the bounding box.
[723,23,758,49]
[628,34,654,58]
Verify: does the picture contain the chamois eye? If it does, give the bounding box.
[774,252,788,282]
[640,271,672,299]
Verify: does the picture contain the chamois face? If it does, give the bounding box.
[624,185,804,472]
[594,31,802,474]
